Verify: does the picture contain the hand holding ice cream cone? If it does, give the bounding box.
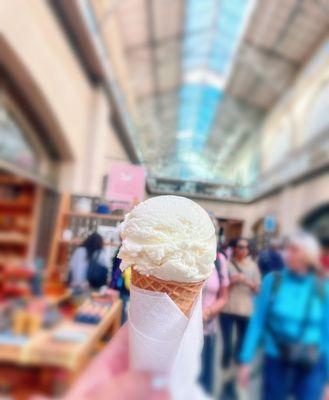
[118,195,217,399]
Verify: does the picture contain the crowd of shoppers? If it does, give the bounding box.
[67,229,329,400]
[199,231,329,400]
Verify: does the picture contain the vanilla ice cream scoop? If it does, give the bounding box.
[118,195,216,283]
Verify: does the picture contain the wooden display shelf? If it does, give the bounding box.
[0,299,123,397]
[2,285,31,297]
[25,299,122,370]
[0,236,29,245]
[1,267,34,280]
[47,194,125,281]
[0,176,34,186]
[64,211,123,221]
[0,200,33,211]
[0,173,42,271]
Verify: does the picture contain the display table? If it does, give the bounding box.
[0,299,122,398]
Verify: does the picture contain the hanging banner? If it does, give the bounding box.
[264,215,277,233]
[106,163,146,206]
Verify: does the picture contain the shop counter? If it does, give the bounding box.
[0,298,122,398]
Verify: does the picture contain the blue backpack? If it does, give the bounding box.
[87,251,108,289]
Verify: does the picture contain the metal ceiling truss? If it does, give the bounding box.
[112,0,329,191]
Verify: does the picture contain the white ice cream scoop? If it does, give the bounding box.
[118,195,216,283]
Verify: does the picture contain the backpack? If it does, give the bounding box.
[87,251,108,289]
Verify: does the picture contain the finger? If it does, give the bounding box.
[150,390,170,400]
[29,396,49,400]
[107,327,130,375]
[63,325,129,399]
[95,324,129,375]
[91,372,160,400]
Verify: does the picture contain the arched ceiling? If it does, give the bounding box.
[93,0,329,189]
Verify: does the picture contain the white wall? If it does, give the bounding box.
[0,0,130,196]
[260,35,329,174]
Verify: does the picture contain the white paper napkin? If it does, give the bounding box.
[128,285,211,400]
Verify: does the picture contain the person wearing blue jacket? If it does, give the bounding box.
[238,232,329,400]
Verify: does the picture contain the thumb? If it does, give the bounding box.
[150,391,170,400]
[91,371,169,400]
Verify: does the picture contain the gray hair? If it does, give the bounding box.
[288,231,321,268]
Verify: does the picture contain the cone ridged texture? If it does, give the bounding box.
[131,269,204,317]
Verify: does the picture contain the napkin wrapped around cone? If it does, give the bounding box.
[131,269,204,317]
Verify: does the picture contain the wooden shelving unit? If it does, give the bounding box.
[45,194,125,294]
[0,172,42,298]
[0,235,30,245]
[0,174,39,262]
[0,199,33,208]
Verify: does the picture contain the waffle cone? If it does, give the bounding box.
[131,268,204,317]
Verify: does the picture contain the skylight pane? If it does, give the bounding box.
[176,0,253,179]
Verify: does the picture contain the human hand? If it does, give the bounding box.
[231,274,244,284]
[66,371,169,400]
[251,281,260,293]
[237,274,248,284]
[203,307,214,322]
[61,325,169,400]
[238,364,251,388]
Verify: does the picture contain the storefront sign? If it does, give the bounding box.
[106,163,146,205]
[264,215,277,233]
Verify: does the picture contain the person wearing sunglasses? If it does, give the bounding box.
[238,232,329,400]
[219,237,261,398]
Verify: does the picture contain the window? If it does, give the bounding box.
[0,107,39,172]
[305,81,329,141]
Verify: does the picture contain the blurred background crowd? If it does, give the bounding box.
[0,0,328,399]
[200,231,329,400]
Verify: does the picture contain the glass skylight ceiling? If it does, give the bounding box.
[111,0,329,195]
[178,0,252,158]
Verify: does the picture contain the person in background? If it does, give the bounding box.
[110,248,130,322]
[69,232,110,289]
[219,237,261,397]
[320,238,329,277]
[200,245,230,395]
[238,232,329,400]
[258,237,285,277]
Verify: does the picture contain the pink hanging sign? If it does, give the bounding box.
[106,163,146,206]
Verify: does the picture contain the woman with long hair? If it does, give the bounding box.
[69,232,109,288]
[219,237,261,397]
[238,232,329,400]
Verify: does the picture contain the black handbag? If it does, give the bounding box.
[267,273,323,369]
[277,342,320,368]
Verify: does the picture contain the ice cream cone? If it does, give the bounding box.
[131,268,204,317]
